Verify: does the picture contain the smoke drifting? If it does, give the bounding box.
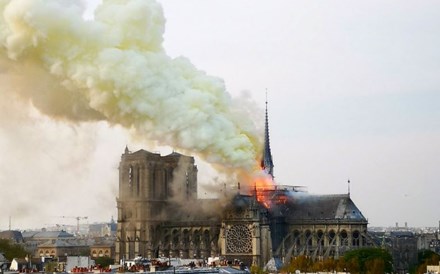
[0,0,261,172]
[0,0,263,228]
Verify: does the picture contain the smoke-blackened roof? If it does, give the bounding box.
[280,193,367,224]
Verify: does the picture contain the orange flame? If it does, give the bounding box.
[254,174,275,208]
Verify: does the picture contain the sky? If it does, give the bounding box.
[0,0,439,230]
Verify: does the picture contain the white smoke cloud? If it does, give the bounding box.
[0,0,261,171]
[0,0,264,228]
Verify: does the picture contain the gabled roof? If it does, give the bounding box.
[38,239,88,248]
[282,193,367,223]
[90,237,115,247]
[390,231,414,238]
[22,230,74,240]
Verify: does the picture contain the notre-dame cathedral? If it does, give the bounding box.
[115,105,372,267]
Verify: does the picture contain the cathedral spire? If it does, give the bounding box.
[261,91,274,178]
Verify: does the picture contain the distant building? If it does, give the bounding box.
[90,237,115,259]
[9,257,43,272]
[37,239,90,259]
[22,230,75,242]
[88,219,117,237]
[0,230,24,244]
[389,231,418,274]
[418,232,440,253]
[22,230,75,257]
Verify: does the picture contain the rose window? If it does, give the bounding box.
[226,224,252,253]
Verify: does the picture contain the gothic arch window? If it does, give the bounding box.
[172,229,179,245]
[352,230,360,246]
[129,241,135,259]
[340,230,348,246]
[136,166,140,197]
[293,230,301,246]
[328,230,336,245]
[203,230,210,247]
[305,230,312,247]
[164,235,170,249]
[183,229,190,247]
[193,230,200,247]
[128,165,133,187]
[317,230,324,247]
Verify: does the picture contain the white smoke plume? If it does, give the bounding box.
[0,0,261,173]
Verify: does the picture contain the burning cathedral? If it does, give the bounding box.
[115,103,371,267]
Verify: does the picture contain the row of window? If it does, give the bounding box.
[289,229,364,247]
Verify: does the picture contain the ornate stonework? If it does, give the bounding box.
[226,225,252,253]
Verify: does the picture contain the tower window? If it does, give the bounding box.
[128,166,133,188]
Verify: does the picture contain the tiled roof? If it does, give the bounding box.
[22,230,74,239]
[38,239,88,248]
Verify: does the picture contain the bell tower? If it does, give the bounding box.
[115,147,198,261]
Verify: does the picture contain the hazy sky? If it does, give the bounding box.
[1,0,439,230]
[157,0,440,228]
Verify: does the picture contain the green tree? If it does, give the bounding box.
[94,257,115,268]
[0,239,27,261]
[344,248,393,274]
[413,250,440,274]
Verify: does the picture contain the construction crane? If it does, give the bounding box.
[56,216,88,234]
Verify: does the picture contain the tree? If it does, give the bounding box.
[321,257,338,272]
[0,239,27,261]
[282,255,313,273]
[344,248,393,274]
[365,258,385,274]
[94,257,114,268]
[413,250,440,274]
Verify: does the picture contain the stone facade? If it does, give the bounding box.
[115,148,371,267]
[90,240,115,258]
[37,239,89,259]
